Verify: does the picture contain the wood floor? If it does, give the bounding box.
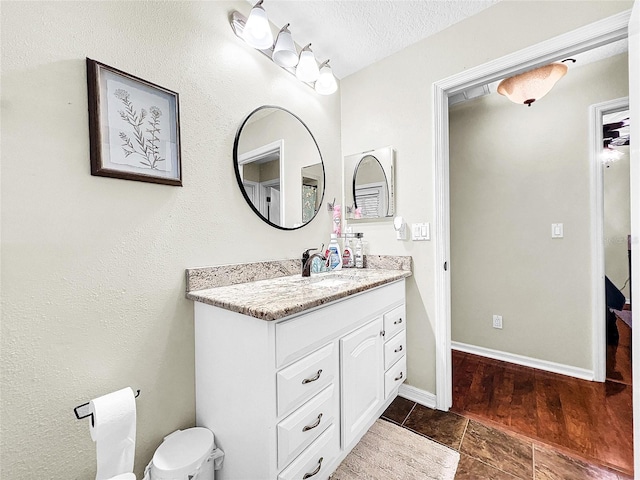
[451,319,633,477]
[382,397,629,479]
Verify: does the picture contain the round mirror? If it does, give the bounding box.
[353,154,389,218]
[234,106,325,230]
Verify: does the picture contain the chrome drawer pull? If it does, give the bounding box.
[302,413,323,432]
[303,457,323,479]
[394,318,403,325]
[394,372,404,381]
[302,369,322,384]
[394,345,403,353]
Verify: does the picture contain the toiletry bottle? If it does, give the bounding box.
[327,233,342,270]
[342,230,354,268]
[354,233,364,269]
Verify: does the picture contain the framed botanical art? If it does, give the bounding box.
[86,58,182,186]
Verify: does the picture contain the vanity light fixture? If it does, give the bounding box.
[497,60,572,107]
[230,3,338,95]
[242,0,273,49]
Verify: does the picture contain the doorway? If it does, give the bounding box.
[237,139,285,224]
[433,5,638,472]
[598,102,632,387]
[445,50,632,473]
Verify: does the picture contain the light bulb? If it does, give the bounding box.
[315,61,337,95]
[272,24,298,68]
[242,0,273,50]
[296,44,319,83]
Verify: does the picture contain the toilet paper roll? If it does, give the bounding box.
[89,387,136,480]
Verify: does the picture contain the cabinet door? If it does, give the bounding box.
[340,317,384,448]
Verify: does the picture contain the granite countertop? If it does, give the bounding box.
[186,268,412,321]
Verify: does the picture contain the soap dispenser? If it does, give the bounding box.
[326,234,342,270]
[342,229,354,268]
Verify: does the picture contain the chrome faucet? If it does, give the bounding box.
[302,252,326,277]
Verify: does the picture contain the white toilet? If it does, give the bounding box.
[99,428,222,480]
[143,427,224,480]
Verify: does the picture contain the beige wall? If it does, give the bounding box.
[340,0,632,393]
[605,145,632,298]
[449,54,629,367]
[0,1,341,477]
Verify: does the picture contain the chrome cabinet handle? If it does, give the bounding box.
[303,457,323,479]
[394,317,403,325]
[394,345,403,353]
[380,330,385,337]
[302,369,322,384]
[394,372,404,381]
[302,413,323,432]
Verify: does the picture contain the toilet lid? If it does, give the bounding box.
[153,427,214,476]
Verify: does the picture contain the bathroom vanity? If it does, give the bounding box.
[187,262,410,480]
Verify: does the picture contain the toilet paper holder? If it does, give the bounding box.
[74,389,141,427]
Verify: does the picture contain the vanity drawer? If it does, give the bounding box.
[383,304,406,339]
[277,343,337,417]
[276,281,406,367]
[278,423,339,480]
[277,384,336,469]
[384,329,406,371]
[384,355,407,399]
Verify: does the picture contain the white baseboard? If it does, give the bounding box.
[452,341,594,381]
[398,384,437,409]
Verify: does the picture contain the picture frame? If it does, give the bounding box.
[86,58,182,186]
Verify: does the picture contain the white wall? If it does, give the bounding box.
[449,54,629,367]
[0,1,341,477]
[340,0,632,393]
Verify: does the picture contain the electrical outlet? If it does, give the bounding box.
[492,315,503,329]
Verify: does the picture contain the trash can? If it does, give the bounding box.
[143,427,224,480]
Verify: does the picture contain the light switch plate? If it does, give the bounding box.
[411,223,430,241]
[551,223,564,238]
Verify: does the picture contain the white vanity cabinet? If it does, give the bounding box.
[194,280,406,480]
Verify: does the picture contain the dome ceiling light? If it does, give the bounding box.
[497,59,575,107]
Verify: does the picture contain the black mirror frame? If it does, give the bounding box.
[233,105,326,231]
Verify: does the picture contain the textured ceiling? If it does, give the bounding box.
[251,0,500,79]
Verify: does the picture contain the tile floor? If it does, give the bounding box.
[381,396,632,480]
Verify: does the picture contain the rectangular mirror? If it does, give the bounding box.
[343,145,395,221]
